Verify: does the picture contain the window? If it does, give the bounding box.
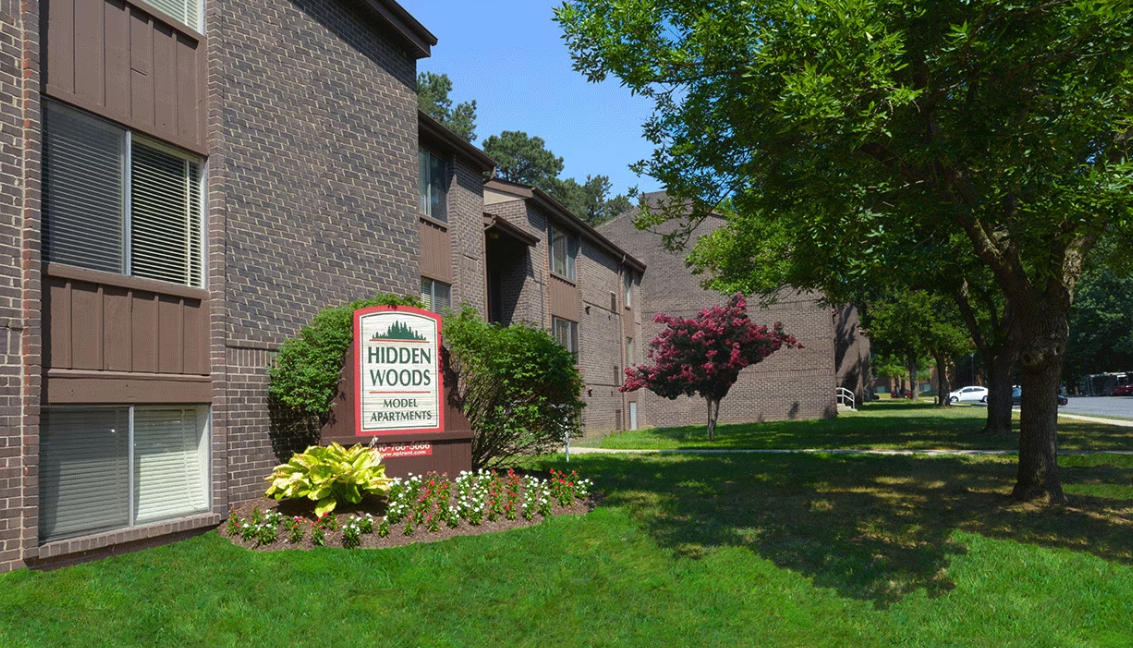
[420,277,452,314]
[140,0,202,31]
[39,405,210,543]
[624,272,633,308]
[43,101,205,288]
[549,226,577,281]
[418,148,448,222]
[553,317,579,359]
[626,337,636,366]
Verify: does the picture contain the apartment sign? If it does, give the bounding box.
[354,306,444,435]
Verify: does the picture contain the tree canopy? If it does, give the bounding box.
[558,0,1133,503]
[417,72,478,143]
[483,131,635,224]
[621,294,799,440]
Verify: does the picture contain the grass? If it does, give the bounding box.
[2,407,1132,646]
[580,400,1133,451]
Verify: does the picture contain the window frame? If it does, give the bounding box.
[420,276,452,314]
[418,147,450,223]
[38,404,211,543]
[552,316,579,360]
[43,100,208,289]
[549,225,578,281]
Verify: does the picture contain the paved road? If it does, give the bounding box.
[1057,396,1133,419]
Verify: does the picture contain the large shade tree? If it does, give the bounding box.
[557,0,1133,503]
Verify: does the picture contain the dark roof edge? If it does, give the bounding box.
[355,0,437,59]
[484,178,647,273]
[484,213,541,247]
[419,111,497,173]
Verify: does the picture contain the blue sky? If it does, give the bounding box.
[400,0,663,195]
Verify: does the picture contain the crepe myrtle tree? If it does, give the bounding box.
[557,0,1133,503]
[621,294,799,441]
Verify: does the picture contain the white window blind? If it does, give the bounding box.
[39,405,210,543]
[418,148,448,222]
[43,101,205,289]
[133,407,209,524]
[39,408,130,543]
[139,0,201,31]
[420,277,452,314]
[624,272,633,308]
[550,227,577,281]
[553,317,579,358]
[131,141,203,287]
[43,102,125,275]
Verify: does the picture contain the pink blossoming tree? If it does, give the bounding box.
[621,294,800,441]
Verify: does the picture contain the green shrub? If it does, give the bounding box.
[268,294,425,420]
[444,307,584,468]
[264,443,392,516]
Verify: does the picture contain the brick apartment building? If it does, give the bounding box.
[0,0,867,572]
[599,199,872,428]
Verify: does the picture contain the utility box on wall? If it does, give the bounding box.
[320,306,473,476]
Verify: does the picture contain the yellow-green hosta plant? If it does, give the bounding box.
[265,443,392,516]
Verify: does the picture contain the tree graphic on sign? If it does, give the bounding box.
[372,320,427,341]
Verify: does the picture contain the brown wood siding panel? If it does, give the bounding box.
[549,275,580,321]
[130,293,159,373]
[69,282,104,370]
[151,23,176,136]
[46,0,76,95]
[419,221,452,282]
[157,295,184,374]
[46,278,73,369]
[182,300,207,375]
[103,0,130,116]
[42,267,209,382]
[103,286,132,371]
[44,370,211,404]
[175,34,199,144]
[130,7,154,127]
[73,0,104,104]
[622,310,635,337]
[43,0,207,155]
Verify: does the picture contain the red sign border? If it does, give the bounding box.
[353,305,445,437]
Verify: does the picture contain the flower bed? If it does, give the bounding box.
[220,468,595,552]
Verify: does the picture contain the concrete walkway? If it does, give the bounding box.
[1058,412,1133,427]
[569,447,1133,456]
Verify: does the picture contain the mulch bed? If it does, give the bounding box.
[218,471,598,552]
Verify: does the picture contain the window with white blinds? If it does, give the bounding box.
[418,148,448,222]
[550,226,577,281]
[43,101,206,289]
[133,407,210,525]
[39,408,130,543]
[420,277,452,314]
[138,0,201,32]
[42,103,125,274]
[39,406,210,543]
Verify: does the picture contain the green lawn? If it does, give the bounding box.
[580,400,1133,451]
[2,407,1132,646]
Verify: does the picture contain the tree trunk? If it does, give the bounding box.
[705,397,720,441]
[907,358,919,401]
[982,345,1016,436]
[932,351,950,406]
[1013,299,1069,504]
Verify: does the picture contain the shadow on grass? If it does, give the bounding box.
[568,452,1133,608]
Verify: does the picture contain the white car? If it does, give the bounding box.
[948,386,988,403]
